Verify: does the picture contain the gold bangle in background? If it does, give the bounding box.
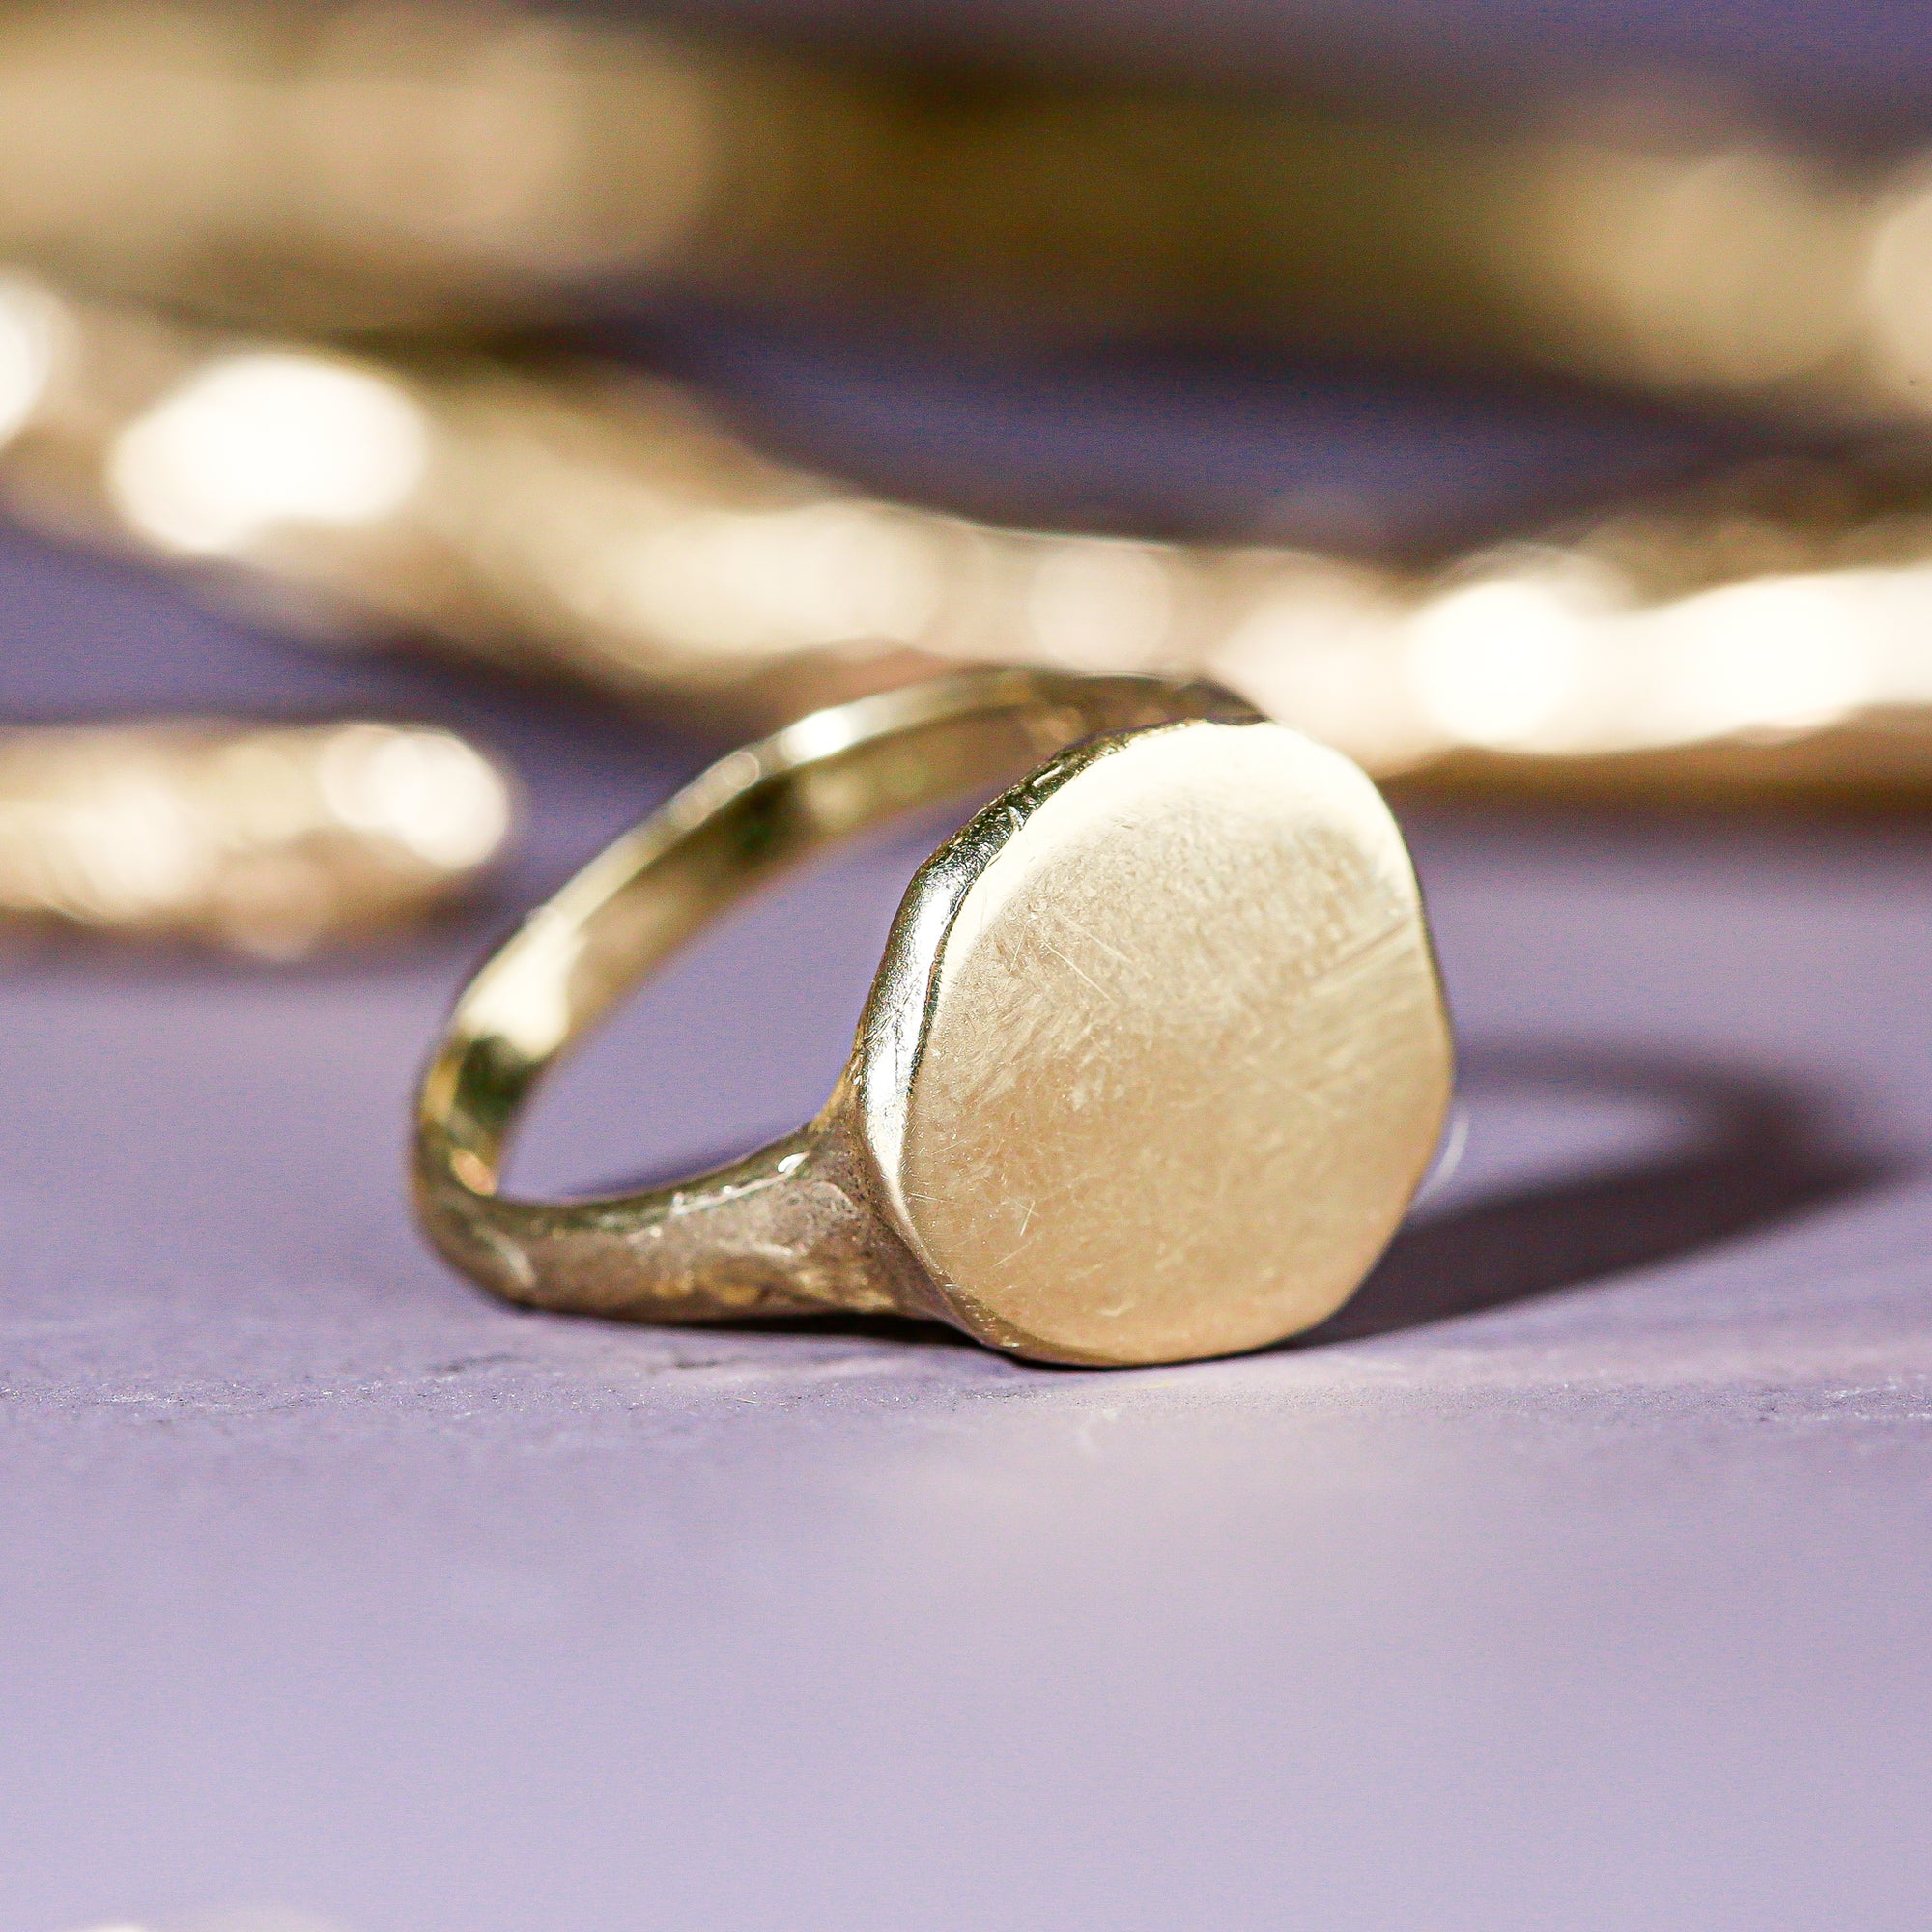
[412,669,1453,1366]
[5,270,1932,802]
[0,719,513,956]
[2,0,1932,428]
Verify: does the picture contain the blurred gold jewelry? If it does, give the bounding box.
[4,1,1932,427]
[4,270,1932,801]
[0,718,513,956]
[413,668,1452,1366]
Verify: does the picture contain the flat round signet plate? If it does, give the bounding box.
[867,720,1452,1365]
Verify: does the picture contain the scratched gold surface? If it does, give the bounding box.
[876,722,1451,1363]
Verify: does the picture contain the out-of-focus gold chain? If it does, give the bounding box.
[2,271,1931,802]
[0,716,513,954]
[0,0,1929,427]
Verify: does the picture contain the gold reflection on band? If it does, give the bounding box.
[0,719,514,954]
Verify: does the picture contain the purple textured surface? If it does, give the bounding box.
[3,313,1932,1929]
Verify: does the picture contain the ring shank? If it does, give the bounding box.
[413,668,1255,1325]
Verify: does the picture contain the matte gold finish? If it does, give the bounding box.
[412,669,1453,1366]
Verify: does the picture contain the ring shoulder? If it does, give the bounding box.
[413,1126,938,1327]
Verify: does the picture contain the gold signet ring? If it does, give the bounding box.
[413,670,1454,1366]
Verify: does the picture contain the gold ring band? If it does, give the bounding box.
[412,669,1454,1366]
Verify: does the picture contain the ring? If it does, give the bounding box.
[412,668,1454,1366]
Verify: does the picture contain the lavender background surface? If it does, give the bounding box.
[5,9,1932,1921]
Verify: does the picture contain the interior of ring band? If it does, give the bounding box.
[419,673,1240,1203]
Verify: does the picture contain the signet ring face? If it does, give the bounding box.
[414,670,1453,1366]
